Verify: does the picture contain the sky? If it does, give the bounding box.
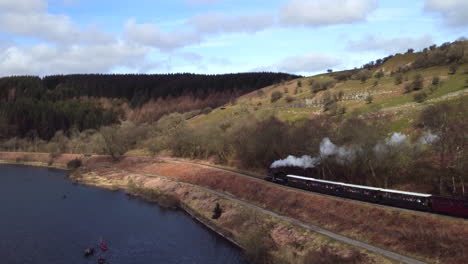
[0,0,467,77]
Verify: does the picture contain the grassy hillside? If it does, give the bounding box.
[190,59,468,133]
[2,40,466,197]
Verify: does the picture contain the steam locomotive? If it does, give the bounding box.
[266,166,468,218]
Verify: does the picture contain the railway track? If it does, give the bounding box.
[165,158,464,221]
[127,166,428,264]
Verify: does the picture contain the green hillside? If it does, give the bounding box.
[190,49,468,133]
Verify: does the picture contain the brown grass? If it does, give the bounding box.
[303,247,364,264]
[4,153,465,263]
[111,157,468,264]
[69,157,395,264]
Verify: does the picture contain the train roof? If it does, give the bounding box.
[286,175,432,197]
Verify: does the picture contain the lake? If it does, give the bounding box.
[0,164,248,264]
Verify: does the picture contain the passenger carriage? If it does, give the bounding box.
[267,167,468,217]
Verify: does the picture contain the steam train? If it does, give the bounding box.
[266,166,468,218]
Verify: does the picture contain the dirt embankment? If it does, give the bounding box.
[107,156,466,264]
[2,153,466,263]
[73,160,394,264]
[0,152,394,264]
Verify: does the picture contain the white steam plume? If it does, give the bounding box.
[270,155,320,169]
[320,137,357,164]
[374,132,408,153]
[386,132,408,146]
[419,131,439,145]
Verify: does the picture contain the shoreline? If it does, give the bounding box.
[1,152,467,264]
[0,160,69,170]
[0,156,397,264]
[0,159,242,248]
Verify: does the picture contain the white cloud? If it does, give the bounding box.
[0,13,113,44]
[188,13,275,34]
[279,0,377,27]
[0,0,46,13]
[0,42,150,76]
[346,35,434,54]
[424,0,468,26]
[0,0,112,44]
[124,19,201,51]
[276,53,341,73]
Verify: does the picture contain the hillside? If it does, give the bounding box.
[190,42,468,133]
[0,40,467,197]
[0,72,298,139]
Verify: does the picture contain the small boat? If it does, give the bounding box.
[83,248,94,257]
[98,256,109,264]
[100,241,108,251]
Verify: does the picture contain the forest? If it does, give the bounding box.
[0,72,298,139]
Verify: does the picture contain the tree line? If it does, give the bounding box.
[0,72,298,139]
[0,72,299,107]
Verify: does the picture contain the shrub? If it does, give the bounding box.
[431,76,440,86]
[99,125,132,161]
[465,78,468,87]
[312,79,336,93]
[394,74,403,85]
[404,83,413,93]
[414,92,428,103]
[270,91,283,103]
[201,107,212,115]
[334,70,357,82]
[297,80,302,87]
[354,69,372,83]
[212,203,223,219]
[366,95,373,104]
[373,80,378,87]
[412,74,424,91]
[283,87,289,94]
[374,70,384,79]
[285,96,294,103]
[312,82,322,93]
[67,158,82,169]
[448,64,458,75]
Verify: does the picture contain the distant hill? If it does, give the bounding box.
[0,72,299,139]
[192,40,468,133]
[0,72,299,107]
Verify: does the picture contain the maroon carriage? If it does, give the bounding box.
[431,196,468,217]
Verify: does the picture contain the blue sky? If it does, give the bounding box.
[0,0,466,76]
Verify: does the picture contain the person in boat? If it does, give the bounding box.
[84,248,94,256]
[98,256,108,264]
[100,241,108,251]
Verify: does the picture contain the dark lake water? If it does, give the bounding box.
[0,164,248,264]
